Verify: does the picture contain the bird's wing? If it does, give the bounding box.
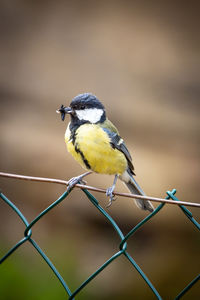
[102,119,119,134]
[102,127,135,174]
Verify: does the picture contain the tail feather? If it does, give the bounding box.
[120,171,154,212]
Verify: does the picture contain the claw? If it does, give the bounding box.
[67,176,82,190]
[105,174,118,208]
[67,171,92,191]
[106,186,117,208]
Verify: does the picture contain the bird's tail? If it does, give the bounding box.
[120,171,154,212]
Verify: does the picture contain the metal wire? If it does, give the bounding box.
[0,172,199,299]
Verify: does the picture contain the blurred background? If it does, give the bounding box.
[0,0,199,299]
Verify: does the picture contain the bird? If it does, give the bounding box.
[56,93,154,212]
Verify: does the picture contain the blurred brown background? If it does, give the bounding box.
[0,1,200,299]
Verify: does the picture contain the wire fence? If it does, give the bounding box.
[0,171,200,299]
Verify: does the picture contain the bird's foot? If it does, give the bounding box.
[106,186,117,208]
[67,176,85,190]
[106,175,118,208]
[67,171,92,191]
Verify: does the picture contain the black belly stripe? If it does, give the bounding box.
[74,144,91,169]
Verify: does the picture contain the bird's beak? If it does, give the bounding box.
[56,105,73,121]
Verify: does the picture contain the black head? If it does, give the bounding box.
[70,93,105,111]
[56,93,106,125]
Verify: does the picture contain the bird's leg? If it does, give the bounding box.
[106,174,118,207]
[67,171,92,191]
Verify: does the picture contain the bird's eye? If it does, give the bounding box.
[80,105,85,110]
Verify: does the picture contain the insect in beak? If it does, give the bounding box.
[56,105,73,121]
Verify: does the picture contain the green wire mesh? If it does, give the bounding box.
[0,184,199,299]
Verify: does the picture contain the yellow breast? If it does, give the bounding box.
[65,123,127,175]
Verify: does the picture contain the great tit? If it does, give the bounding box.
[57,93,154,212]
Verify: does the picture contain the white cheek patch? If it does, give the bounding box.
[76,108,104,123]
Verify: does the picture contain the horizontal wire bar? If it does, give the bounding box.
[0,172,200,208]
